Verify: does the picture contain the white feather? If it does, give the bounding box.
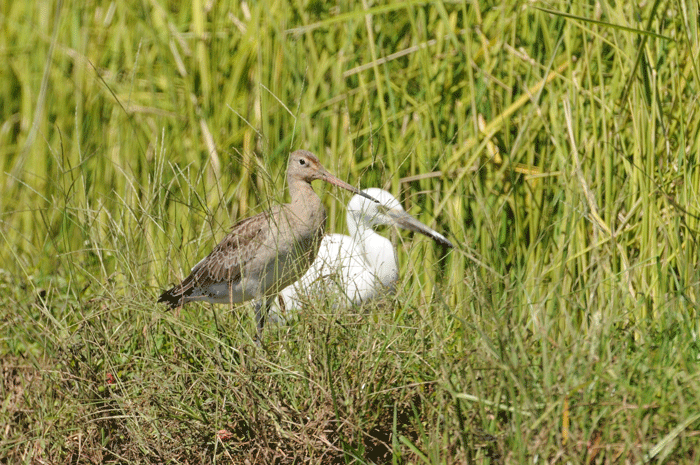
[268,188,453,322]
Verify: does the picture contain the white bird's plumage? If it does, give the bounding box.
[268,188,453,322]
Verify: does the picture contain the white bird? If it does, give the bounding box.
[268,188,453,322]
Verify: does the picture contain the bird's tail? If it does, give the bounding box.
[157,287,184,310]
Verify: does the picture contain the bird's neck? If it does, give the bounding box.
[348,216,398,287]
[289,179,322,217]
[287,179,327,243]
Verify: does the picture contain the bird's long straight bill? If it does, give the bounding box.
[388,209,455,248]
[322,175,379,203]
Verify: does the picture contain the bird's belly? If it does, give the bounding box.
[195,279,258,305]
[256,242,317,297]
[333,258,395,305]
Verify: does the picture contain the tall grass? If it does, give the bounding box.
[1,0,700,462]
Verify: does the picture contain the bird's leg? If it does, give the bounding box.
[253,300,263,345]
[254,297,274,346]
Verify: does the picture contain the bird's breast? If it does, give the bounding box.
[255,205,326,295]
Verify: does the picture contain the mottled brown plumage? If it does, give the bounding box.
[158,150,376,337]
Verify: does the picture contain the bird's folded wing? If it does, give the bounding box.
[182,211,271,290]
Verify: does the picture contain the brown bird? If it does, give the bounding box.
[158,150,376,340]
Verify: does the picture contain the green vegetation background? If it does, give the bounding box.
[1,0,700,462]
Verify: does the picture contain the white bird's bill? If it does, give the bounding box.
[267,188,453,323]
[383,208,454,248]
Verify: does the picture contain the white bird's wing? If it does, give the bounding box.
[268,231,395,323]
[268,234,361,321]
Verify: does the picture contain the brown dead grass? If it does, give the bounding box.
[0,343,429,464]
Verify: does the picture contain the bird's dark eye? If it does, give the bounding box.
[299,158,306,166]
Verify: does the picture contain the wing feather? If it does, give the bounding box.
[158,211,272,307]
